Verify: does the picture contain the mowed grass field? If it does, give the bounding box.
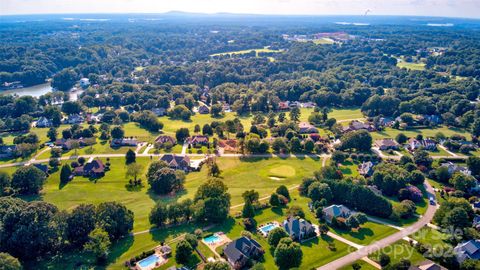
[10,156,322,232]
[369,240,427,265]
[397,61,426,71]
[210,47,284,57]
[372,126,470,140]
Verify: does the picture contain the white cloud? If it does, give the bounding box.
[1,0,479,18]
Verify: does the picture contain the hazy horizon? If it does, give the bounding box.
[1,0,480,19]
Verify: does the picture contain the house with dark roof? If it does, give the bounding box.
[298,122,319,134]
[342,120,376,133]
[408,260,447,270]
[224,236,264,270]
[358,161,374,176]
[198,105,210,114]
[322,205,352,223]
[74,159,105,177]
[374,139,399,150]
[110,138,138,147]
[188,135,209,146]
[155,135,177,146]
[55,138,94,150]
[282,217,316,242]
[36,117,53,128]
[454,239,480,263]
[160,154,191,171]
[0,145,17,158]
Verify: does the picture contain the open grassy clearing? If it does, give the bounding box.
[329,221,397,245]
[313,38,335,45]
[340,260,378,270]
[372,126,470,140]
[397,61,426,71]
[411,227,451,248]
[369,240,427,265]
[210,47,284,57]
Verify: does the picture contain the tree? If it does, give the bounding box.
[267,227,289,247]
[410,170,425,185]
[67,204,97,247]
[149,203,168,227]
[276,185,290,200]
[435,166,451,183]
[379,253,391,267]
[125,149,136,164]
[308,182,332,202]
[287,205,305,219]
[413,150,432,168]
[110,126,124,139]
[289,107,301,122]
[204,261,231,270]
[193,178,231,223]
[184,233,198,249]
[339,130,372,152]
[274,237,302,269]
[242,199,255,218]
[467,157,480,177]
[148,167,185,195]
[395,133,408,144]
[242,190,259,204]
[207,161,221,177]
[176,128,190,143]
[47,127,57,142]
[175,240,193,264]
[460,259,479,270]
[450,173,476,192]
[0,253,22,270]
[61,101,82,115]
[443,207,471,231]
[96,202,134,240]
[126,163,143,182]
[11,165,46,195]
[52,68,77,91]
[211,104,223,117]
[60,164,72,185]
[0,172,11,196]
[83,227,111,261]
[269,193,280,207]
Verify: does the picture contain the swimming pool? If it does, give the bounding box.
[203,234,222,245]
[259,223,279,235]
[138,254,159,268]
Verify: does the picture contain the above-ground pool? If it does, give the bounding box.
[203,234,222,245]
[259,223,279,236]
[138,254,160,269]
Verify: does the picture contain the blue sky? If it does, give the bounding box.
[1,0,479,18]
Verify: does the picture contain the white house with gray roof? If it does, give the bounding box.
[322,204,352,223]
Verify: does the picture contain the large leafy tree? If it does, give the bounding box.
[148,167,185,195]
[193,178,231,223]
[96,202,134,240]
[66,204,97,247]
[11,165,46,195]
[274,237,303,269]
[339,130,372,152]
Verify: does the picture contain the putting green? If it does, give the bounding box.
[268,165,296,178]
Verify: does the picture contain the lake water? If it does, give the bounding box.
[1,83,53,97]
[1,83,83,100]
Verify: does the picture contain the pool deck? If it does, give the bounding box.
[257,221,280,237]
[135,254,167,270]
[201,232,231,262]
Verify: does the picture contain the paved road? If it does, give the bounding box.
[317,181,438,270]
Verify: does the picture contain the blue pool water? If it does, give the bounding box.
[204,234,221,244]
[138,254,159,268]
[260,224,278,234]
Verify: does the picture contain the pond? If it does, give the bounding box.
[1,83,52,97]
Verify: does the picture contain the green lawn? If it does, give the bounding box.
[210,47,284,57]
[329,222,397,245]
[372,126,470,140]
[397,61,426,71]
[338,160,360,177]
[340,260,378,270]
[411,227,451,249]
[369,240,426,265]
[313,38,335,45]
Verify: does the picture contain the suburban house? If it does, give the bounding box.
[55,138,93,150]
[224,236,264,270]
[278,101,290,110]
[198,105,210,114]
[74,159,106,178]
[36,117,53,128]
[374,139,399,150]
[322,204,352,223]
[419,115,442,126]
[110,138,138,147]
[63,114,84,124]
[188,135,209,146]
[342,120,376,133]
[441,162,471,176]
[301,102,316,108]
[408,260,447,270]
[298,122,319,134]
[282,217,316,241]
[406,138,437,151]
[358,161,374,176]
[454,240,480,263]
[0,145,17,158]
[379,117,395,127]
[160,154,191,171]
[218,139,238,152]
[155,135,177,146]
[79,78,90,88]
[151,107,167,116]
